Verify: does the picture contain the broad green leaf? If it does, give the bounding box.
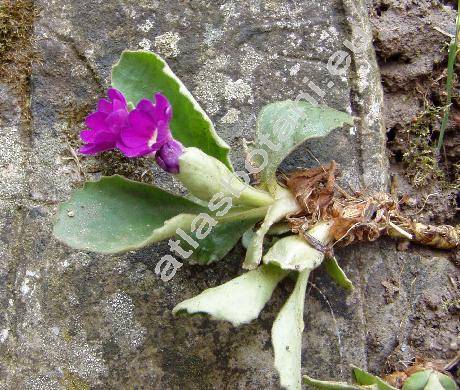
[272,269,310,390]
[254,100,354,185]
[53,175,206,253]
[173,264,287,326]
[178,218,260,265]
[324,256,354,290]
[352,366,397,390]
[303,375,364,390]
[243,185,300,270]
[263,222,332,271]
[112,51,232,169]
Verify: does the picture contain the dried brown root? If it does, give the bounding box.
[388,221,459,250]
[284,161,459,250]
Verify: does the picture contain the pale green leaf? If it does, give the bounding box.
[436,373,457,390]
[402,371,433,390]
[263,222,332,271]
[404,370,457,390]
[272,269,311,390]
[53,176,205,253]
[424,372,445,390]
[324,256,354,290]
[243,185,301,270]
[112,51,232,168]
[254,100,354,185]
[173,264,287,326]
[263,235,323,271]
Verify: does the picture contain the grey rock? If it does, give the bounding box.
[0,84,27,199]
[0,0,457,389]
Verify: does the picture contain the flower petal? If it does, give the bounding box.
[116,141,151,157]
[85,112,109,132]
[128,108,154,130]
[155,121,172,145]
[106,109,129,131]
[136,98,156,113]
[153,93,172,121]
[107,88,127,106]
[93,130,119,145]
[119,127,153,148]
[97,99,113,113]
[79,142,114,155]
[112,98,127,111]
[79,89,130,156]
[126,109,155,136]
[80,130,96,143]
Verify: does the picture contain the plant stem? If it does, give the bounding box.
[436,0,460,152]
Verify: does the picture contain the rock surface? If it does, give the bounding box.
[0,0,457,389]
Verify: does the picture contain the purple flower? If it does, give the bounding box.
[155,139,184,174]
[117,93,173,157]
[79,90,183,173]
[79,88,129,155]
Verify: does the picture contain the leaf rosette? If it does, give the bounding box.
[53,50,355,390]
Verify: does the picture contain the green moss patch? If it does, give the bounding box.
[0,0,38,83]
[402,105,446,187]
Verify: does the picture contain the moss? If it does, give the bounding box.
[0,0,39,91]
[402,105,446,187]
[61,370,90,390]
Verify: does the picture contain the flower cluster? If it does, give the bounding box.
[80,88,183,174]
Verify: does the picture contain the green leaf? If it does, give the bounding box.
[178,218,260,265]
[404,370,457,390]
[303,375,364,390]
[424,372,445,390]
[272,269,311,390]
[173,264,287,326]
[323,256,354,290]
[112,50,232,169]
[352,366,397,390]
[263,222,332,271]
[436,373,457,390]
[53,175,206,254]
[403,371,433,390]
[254,100,354,185]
